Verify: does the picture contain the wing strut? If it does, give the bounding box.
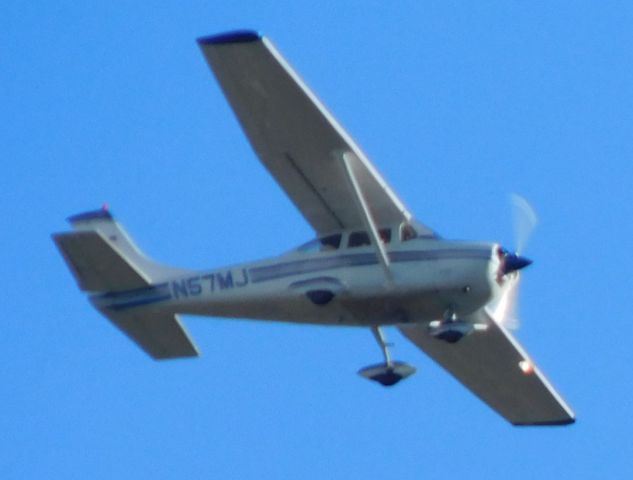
[341,151,393,285]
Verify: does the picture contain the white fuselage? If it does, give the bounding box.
[93,237,503,327]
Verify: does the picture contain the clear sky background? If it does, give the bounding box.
[2,1,632,478]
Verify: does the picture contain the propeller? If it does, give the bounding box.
[492,194,538,330]
[511,193,538,256]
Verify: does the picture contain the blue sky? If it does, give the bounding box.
[2,1,632,478]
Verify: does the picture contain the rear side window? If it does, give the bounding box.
[347,229,391,248]
[320,234,342,250]
[296,234,342,253]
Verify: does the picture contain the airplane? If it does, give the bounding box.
[53,30,575,426]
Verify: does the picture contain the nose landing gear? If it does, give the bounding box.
[428,307,487,344]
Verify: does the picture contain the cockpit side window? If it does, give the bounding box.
[348,231,371,248]
[399,223,418,242]
[379,228,392,243]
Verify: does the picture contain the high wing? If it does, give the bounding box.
[399,309,575,425]
[197,31,433,235]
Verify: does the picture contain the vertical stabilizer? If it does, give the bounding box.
[65,208,190,284]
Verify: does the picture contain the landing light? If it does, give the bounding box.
[518,360,534,375]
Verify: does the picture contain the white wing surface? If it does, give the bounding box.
[198,31,431,235]
[399,310,575,425]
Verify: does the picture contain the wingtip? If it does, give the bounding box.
[513,416,576,427]
[197,30,261,46]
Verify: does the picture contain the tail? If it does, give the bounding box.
[53,207,199,360]
[53,208,189,291]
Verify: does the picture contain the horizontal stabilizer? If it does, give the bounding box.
[103,309,199,359]
[53,231,150,292]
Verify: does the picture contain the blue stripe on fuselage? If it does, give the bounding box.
[106,294,173,311]
[95,282,170,299]
[98,248,490,311]
[248,248,490,283]
[93,283,172,311]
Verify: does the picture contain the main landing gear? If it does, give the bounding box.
[358,308,488,386]
[358,326,416,387]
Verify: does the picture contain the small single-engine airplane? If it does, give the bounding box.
[53,30,575,426]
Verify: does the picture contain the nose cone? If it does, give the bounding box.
[503,254,533,274]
